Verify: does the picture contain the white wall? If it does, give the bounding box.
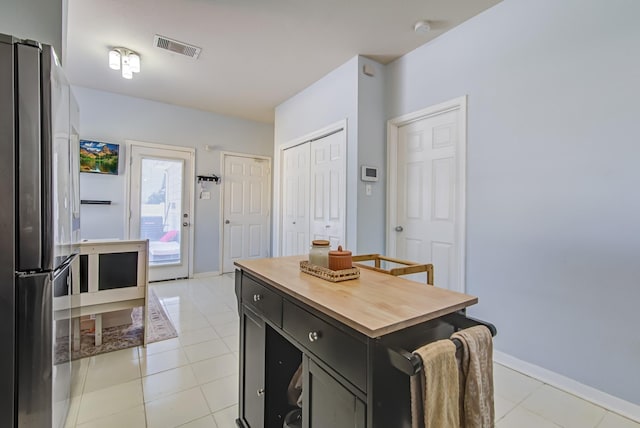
[357,57,386,253]
[274,56,389,255]
[385,0,640,404]
[0,0,63,56]
[274,56,359,251]
[74,86,273,274]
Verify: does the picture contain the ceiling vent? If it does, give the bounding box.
[153,35,201,59]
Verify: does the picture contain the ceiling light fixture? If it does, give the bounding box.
[108,47,141,79]
[413,20,431,34]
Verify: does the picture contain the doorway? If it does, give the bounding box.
[387,96,467,292]
[128,142,195,281]
[220,152,272,273]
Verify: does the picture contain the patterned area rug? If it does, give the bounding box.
[56,288,178,362]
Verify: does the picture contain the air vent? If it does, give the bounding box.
[153,35,201,59]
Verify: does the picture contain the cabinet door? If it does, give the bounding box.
[241,308,265,427]
[303,358,365,428]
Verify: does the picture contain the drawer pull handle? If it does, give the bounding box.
[308,331,320,342]
[257,388,265,396]
[253,294,262,302]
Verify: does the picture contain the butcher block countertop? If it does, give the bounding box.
[235,256,478,338]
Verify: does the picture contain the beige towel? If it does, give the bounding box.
[451,326,495,428]
[410,340,460,428]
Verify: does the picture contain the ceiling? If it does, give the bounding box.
[65,0,501,124]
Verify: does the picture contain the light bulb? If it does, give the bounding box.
[108,49,121,70]
[121,56,133,79]
[129,53,140,73]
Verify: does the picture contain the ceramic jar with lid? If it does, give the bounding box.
[328,245,352,271]
[309,240,330,268]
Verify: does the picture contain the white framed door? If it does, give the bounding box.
[128,142,195,281]
[281,143,310,256]
[309,131,346,249]
[387,96,467,292]
[220,152,271,273]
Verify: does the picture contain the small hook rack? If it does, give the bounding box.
[197,174,221,184]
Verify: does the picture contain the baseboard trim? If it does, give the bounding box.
[494,350,640,423]
[192,271,221,278]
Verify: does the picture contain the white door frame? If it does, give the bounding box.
[125,139,196,279]
[219,151,272,273]
[272,119,347,257]
[386,96,467,292]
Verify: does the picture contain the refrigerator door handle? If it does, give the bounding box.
[40,45,54,270]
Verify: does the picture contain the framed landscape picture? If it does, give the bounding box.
[80,140,119,175]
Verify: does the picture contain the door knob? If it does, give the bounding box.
[183,222,190,227]
[225,220,230,224]
[257,388,265,397]
[395,226,404,232]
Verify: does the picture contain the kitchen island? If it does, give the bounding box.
[234,256,487,428]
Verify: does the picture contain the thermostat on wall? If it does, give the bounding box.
[361,166,379,182]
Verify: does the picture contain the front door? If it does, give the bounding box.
[391,99,466,291]
[221,153,271,273]
[129,143,194,281]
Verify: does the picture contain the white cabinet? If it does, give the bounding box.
[64,239,149,348]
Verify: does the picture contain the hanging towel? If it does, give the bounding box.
[410,340,460,428]
[451,326,495,428]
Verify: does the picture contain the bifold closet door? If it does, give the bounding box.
[280,129,346,255]
[310,131,346,249]
[282,143,310,256]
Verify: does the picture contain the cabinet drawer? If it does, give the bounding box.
[242,275,282,328]
[283,301,366,392]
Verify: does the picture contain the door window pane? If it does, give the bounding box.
[139,158,183,265]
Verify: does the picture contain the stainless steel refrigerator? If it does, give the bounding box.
[0,34,80,428]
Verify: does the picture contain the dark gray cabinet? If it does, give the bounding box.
[236,270,366,428]
[240,308,265,428]
[234,268,466,428]
[303,358,366,428]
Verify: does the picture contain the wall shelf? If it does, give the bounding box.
[81,200,112,205]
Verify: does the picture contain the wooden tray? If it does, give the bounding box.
[300,260,360,282]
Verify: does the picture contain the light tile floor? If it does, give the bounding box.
[64,274,639,428]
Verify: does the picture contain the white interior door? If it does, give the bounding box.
[391,102,465,291]
[129,144,194,281]
[282,143,310,256]
[309,131,346,249]
[222,154,271,273]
